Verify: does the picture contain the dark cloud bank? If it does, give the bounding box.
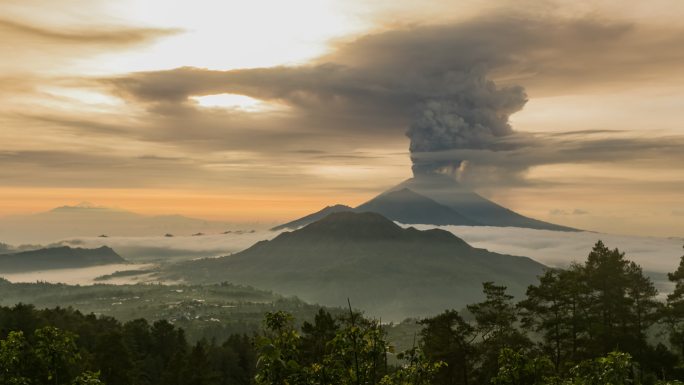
[91,13,684,187]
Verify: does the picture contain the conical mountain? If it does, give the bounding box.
[355,188,479,226]
[393,173,577,231]
[164,212,545,320]
[271,188,479,230]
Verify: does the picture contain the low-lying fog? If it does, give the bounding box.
[1,263,157,285]
[409,225,682,273]
[55,230,286,263]
[2,225,680,288]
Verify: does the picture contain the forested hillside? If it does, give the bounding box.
[165,212,546,319]
[2,241,684,384]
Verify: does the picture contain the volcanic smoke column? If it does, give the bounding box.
[406,71,528,176]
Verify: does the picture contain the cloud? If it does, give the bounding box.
[1,4,683,235]
[406,223,684,274]
[0,4,179,76]
[97,13,684,180]
[406,130,684,188]
[104,14,684,103]
[0,18,178,45]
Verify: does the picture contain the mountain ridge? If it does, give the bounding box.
[0,245,126,273]
[0,204,236,244]
[165,211,546,320]
[271,204,352,231]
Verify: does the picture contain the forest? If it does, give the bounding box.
[2,240,684,385]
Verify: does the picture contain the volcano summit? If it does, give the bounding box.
[274,173,577,231]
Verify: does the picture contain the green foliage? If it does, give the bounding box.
[1,326,87,385]
[254,311,302,385]
[72,371,104,385]
[254,309,443,385]
[519,241,662,377]
[0,305,257,385]
[492,350,642,385]
[519,267,589,372]
[381,347,444,385]
[420,241,681,385]
[300,308,339,364]
[419,309,474,385]
[565,351,635,385]
[2,240,684,385]
[0,331,30,385]
[468,282,532,384]
[667,247,684,357]
[0,281,334,344]
[34,326,80,385]
[490,348,555,385]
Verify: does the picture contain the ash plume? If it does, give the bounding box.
[406,70,527,176]
[104,14,684,188]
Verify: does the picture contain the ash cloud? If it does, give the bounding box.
[103,13,684,182]
[1,10,678,201]
[407,73,527,175]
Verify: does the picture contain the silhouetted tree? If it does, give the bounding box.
[467,282,531,384]
[419,309,474,385]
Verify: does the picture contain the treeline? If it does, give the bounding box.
[419,240,683,385]
[2,240,684,384]
[0,305,256,385]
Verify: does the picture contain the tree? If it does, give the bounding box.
[254,311,302,385]
[490,348,555,385]
[300,308,339,365]
[467,282,531,384]
[150,319,188,385]
[583,241,633,355]
[565,351,635,385]
[34,326,80,385]
[122,318,154,385]
[666,246,684,358]
[625,261,660,366]
[218,334,256,385]
[181,341,218,385]
[254,309,443,385]
[0,331,30,385]
[380,346,444,385]
[94,330,133,385]
[582,240,660,374]
[520,267,591,373]
[419,310,474,385]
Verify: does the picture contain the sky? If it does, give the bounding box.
[0,0,683,236]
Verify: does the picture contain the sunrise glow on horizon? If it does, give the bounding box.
[0,0,682,237]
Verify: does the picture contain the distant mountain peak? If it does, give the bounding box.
[0,245,125,273]
[50,202,124,213]
[74,201,100,209]
[314,211,392,225]
[270,204,353,231]
[284,211,405,241]
[273,211,472,246]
